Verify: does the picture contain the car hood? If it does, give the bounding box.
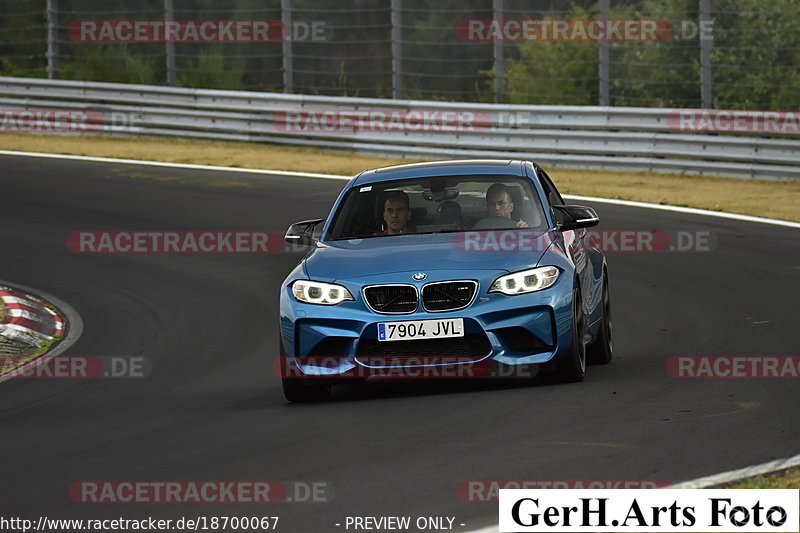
[303,231,557,281]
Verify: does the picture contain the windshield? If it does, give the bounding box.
[325,175,548,241]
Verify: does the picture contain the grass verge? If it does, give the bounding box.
[724,467,800,489]
[1,133,799,222]
[0,335,56,377]
[712,467,799,533]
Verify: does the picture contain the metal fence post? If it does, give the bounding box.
[164,0,176,86]
[46,0,59,79]
[598,0,610,106]
[700,0,713,108]
[493,0,504,103]
[391,0,402,99]
[282,0,293,94]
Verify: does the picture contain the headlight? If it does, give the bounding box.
[489,266,560,295]
[292,280,354,305]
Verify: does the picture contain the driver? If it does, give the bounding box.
[486,183,529,228]
[382,190,413,234]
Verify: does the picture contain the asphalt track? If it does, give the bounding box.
[0,154,798,531]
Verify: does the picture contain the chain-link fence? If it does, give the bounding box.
[0,0,797,110]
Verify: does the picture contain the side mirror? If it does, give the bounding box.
[552,205,599,231]
[285,218,325,246]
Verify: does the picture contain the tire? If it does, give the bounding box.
[279,345,331,402]
[551,286,586,383]
[587,271,613,365]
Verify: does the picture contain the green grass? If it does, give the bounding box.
[0,335,57,377]
[724,467,800,489]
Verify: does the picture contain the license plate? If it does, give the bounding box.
[377,318,464,342]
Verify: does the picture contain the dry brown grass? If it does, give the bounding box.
[2,132,799,221]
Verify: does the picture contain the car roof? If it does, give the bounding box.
[353,159,531,185]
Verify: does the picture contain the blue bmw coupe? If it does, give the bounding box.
[279,160,611,401]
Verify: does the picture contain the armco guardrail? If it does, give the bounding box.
[1,77,798,181]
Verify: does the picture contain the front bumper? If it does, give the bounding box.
[279,271,574,377]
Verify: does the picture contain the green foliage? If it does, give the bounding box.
[402,0,493,102]
[606,0,699,106]
[60,44,156,84]
[0,55,44,77]
[500,1,698,106]
[499,4,601,105]
[178,47,244,90]
[712,0,800,109]
[0,0,47,76]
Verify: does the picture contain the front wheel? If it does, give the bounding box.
[551,286,586,383]
[587,271,613,365]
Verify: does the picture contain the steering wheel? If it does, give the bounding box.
[470,216,520,230]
